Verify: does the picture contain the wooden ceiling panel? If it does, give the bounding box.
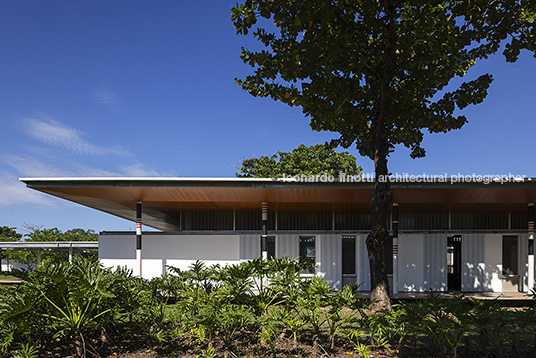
[21,178,536,231]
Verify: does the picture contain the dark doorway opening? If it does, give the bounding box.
[447,235,462,291]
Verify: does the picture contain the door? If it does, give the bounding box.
[447,235,462,291]
[502,235,519,292]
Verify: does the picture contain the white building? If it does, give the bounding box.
[20,177,536,293]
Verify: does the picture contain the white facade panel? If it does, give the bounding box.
[276,234,299,258]
[484,234,502,292]
[462,233,487,292]
[398,234,425,292]
[356,234,370,290]
[424,233,447,291]
[239,234,260,261]
[318,234,342,289]
[519,233,529,292]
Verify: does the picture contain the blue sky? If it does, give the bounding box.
[1,1,535,234]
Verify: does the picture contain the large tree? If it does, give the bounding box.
[236,143,362,177]
[232,0,535,310]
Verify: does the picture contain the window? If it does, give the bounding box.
[299,236,315,274]
[260,236,276,259]
[342,235,356,275]
[382,236,394,275]
[503,236,518,276]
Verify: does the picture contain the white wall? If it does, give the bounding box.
[99,233,240,279]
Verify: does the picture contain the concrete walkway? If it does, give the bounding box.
[357,291,535,302]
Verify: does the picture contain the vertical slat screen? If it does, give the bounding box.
[278,212,332,230]
[512,212,529,230]
[399,213,449,230]
[451,213,508,230]
[461,234,487,291]
[239,234,260,261]
[334,213,371,230]
[235,212,276,230]
[423,233,447,291]
[519,233,529,292]
[356,234,371,290]
[319,234,342,289]
[276,234,299,258]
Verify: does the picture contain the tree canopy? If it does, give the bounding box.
[3,227,98,269]
[236,143,362,178]
[232,0,535,310]
[232,0,535,160]
[0,226,22,242]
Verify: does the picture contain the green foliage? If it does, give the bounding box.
[346,329,373,358]
[12,342,39,358]
[5,257,536,357]
[232,0,535,160]
[3,227,98,268]
[0,256,135,357]
[404,291,473,357]
[236,143,362,178]
[0,226,22,272]
[0,226,22,242]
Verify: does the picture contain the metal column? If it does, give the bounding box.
[529,203,534,290]
[261,202,268,261]
[136,201,143,277]
[392,203,399,294]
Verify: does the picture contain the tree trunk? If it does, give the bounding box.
[366,134,392,312]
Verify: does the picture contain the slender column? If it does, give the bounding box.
[529,203,534,290]
[261,202,268,260]
[68,245,73,263]
[37,250,42,265]
[136,201,143,277]
[392,203,399,294]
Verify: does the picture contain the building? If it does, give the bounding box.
[20,176,536,293]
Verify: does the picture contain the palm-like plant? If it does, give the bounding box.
[3,256,129,358]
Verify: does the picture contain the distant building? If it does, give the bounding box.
[20,176,536,293]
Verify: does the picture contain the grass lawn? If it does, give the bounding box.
[0,273,20,280]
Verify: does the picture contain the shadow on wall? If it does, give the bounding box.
[463,263,501,292]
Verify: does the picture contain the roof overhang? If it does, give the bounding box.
[20,177,536,231]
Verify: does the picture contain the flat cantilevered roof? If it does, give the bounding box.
[20,177,536,231]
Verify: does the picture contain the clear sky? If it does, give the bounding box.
[1,1,535,234]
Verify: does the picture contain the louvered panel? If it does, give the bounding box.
[234,212,276,231]
[399,213,449,230]
[452,213,508,230]
[181,211,233,231]
[278,212,332,230]
[334,213,371,230]
[511,212,529,230]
